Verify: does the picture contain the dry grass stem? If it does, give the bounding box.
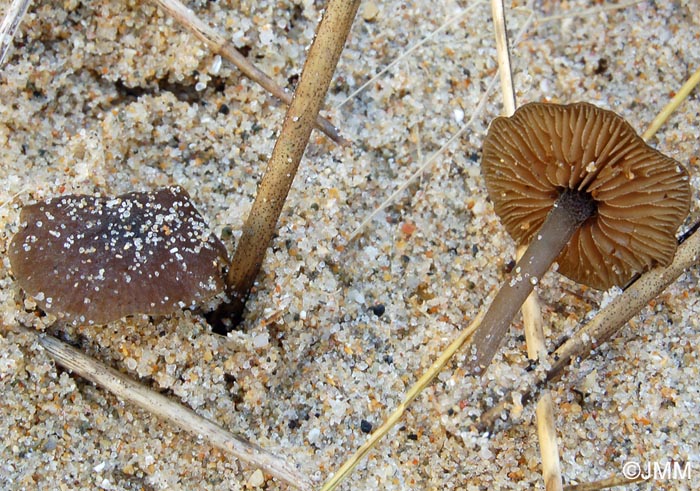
[642,66,700,141]
[492,0,561,485]
[19,327,312,490]
[0,0,31,67]
[491,0,516,115]
[220,0,360,326]
[519,242,564,491]
[479,223,700,430]
[535,392,564,491]
[319,313,484,491]
[562,474,645,490]
[148,0,347,145]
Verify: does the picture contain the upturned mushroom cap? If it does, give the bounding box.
[9,186,228,325]
[482,102,691,290]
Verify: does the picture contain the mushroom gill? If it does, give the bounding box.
[482,101,690,290]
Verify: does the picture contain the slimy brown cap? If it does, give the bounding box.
[9,186,227,324]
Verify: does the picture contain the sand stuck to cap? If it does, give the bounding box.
[9,186,227,325]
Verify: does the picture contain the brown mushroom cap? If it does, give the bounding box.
[482,101,691,290]
[9,186,228,325]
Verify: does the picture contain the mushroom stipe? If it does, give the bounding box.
[9,186,228,325]
[466,101,691,374]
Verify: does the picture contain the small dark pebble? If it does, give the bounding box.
[447,408,455,416]
[360,419,373,434]
[221,225,234,239]
[218,104,230,115]
[504,259,516,273]
[594,57,609,75]
[288,419,299,430]
[407,433,418,441]
[370,304,385,317]
[383,354,393,364]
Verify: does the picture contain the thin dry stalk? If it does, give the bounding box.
[0,0,31,67]
[492,0,562,487]
[148,0,347,145]
[535,390,564,491]
[642,66,700,141]
[18,327,312,490]
[491,0,515,116]
[519,244,563,491]
[562,474,645,490]
[479,223,700,430]
[218,0,360,327]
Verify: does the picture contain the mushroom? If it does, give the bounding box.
[466,101,691,374]
[9,186,228,325]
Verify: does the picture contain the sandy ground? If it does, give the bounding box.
[1,0,699,489]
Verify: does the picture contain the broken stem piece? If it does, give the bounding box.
[519,241,562,490]
[535,393,563,491]
[20,327,312,490]
[0,0,31,67]
[562,474,645,491]
[216,0,360,330]
[148,0,347,145]
[491,0,515,116]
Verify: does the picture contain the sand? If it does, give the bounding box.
[1,0,698,489]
